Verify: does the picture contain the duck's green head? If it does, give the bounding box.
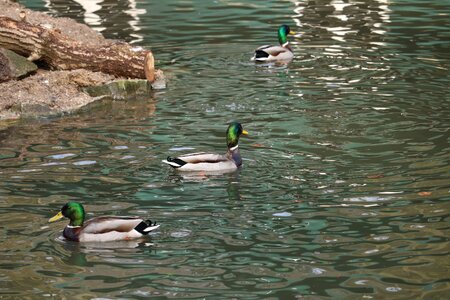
[226,122,248,149]
[49,202,85,226]
[278,24,296,46]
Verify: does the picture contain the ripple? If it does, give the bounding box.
[272,212,292,217]
[72,160,97,166]
[169,147,196,151]
[170,230,192,238]
[47,153,76,159]
[112,145,128,150]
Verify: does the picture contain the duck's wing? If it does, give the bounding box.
[177,152,228,163]
[178,160,238,172]
[255,44,273,50]
[73,217,159,242]
[162,152,228,168]
[82,216,144,233]
[252,45,292,61]
[162,152,239,172]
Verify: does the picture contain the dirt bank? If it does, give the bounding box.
[0,69,114,120]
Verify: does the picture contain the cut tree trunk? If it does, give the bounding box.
[0,16,155,80]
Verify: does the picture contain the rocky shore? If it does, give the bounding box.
[0,0,164,121]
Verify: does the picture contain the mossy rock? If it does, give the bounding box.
[0,48,38,82]
[84,79,151,99]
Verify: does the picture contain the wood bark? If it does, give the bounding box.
[0,16,154,80]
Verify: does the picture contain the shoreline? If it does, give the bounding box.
[0,0,164,121]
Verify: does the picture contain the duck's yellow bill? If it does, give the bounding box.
[49,211,64,222]
[242,130,249,135]
[289,30,296,35]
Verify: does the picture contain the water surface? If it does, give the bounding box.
[2,0,450,298]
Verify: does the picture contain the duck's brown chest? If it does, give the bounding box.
[63,226,82,242]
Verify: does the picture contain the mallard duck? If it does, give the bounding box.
[162,122,248,172]
[48,202,160,242]
[251,24,296,62]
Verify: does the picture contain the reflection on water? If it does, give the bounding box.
[42,0,146,43]
[4,0,450,298]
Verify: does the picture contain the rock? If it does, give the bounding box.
[0,69,114,120]
[0,48,38,82]
[0,51,11,82]
[20,103,53,117]
[84,71,167,99]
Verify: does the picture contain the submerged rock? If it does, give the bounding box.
[84,73,166,99]
[85,79,152,99]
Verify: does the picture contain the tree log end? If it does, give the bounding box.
[144,52,155,83]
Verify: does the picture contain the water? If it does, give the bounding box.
[2,0,449,298]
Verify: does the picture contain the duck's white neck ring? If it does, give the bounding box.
[67,225,81,228]
[229,145,239,151]
[282,42,290,47]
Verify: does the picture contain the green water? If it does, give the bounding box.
[2,0,449,298]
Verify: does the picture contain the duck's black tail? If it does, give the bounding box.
[134,220,160,235]
[254,50,270,60]
[163,156,187,168]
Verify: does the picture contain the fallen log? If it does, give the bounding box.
[0,16,155,80]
